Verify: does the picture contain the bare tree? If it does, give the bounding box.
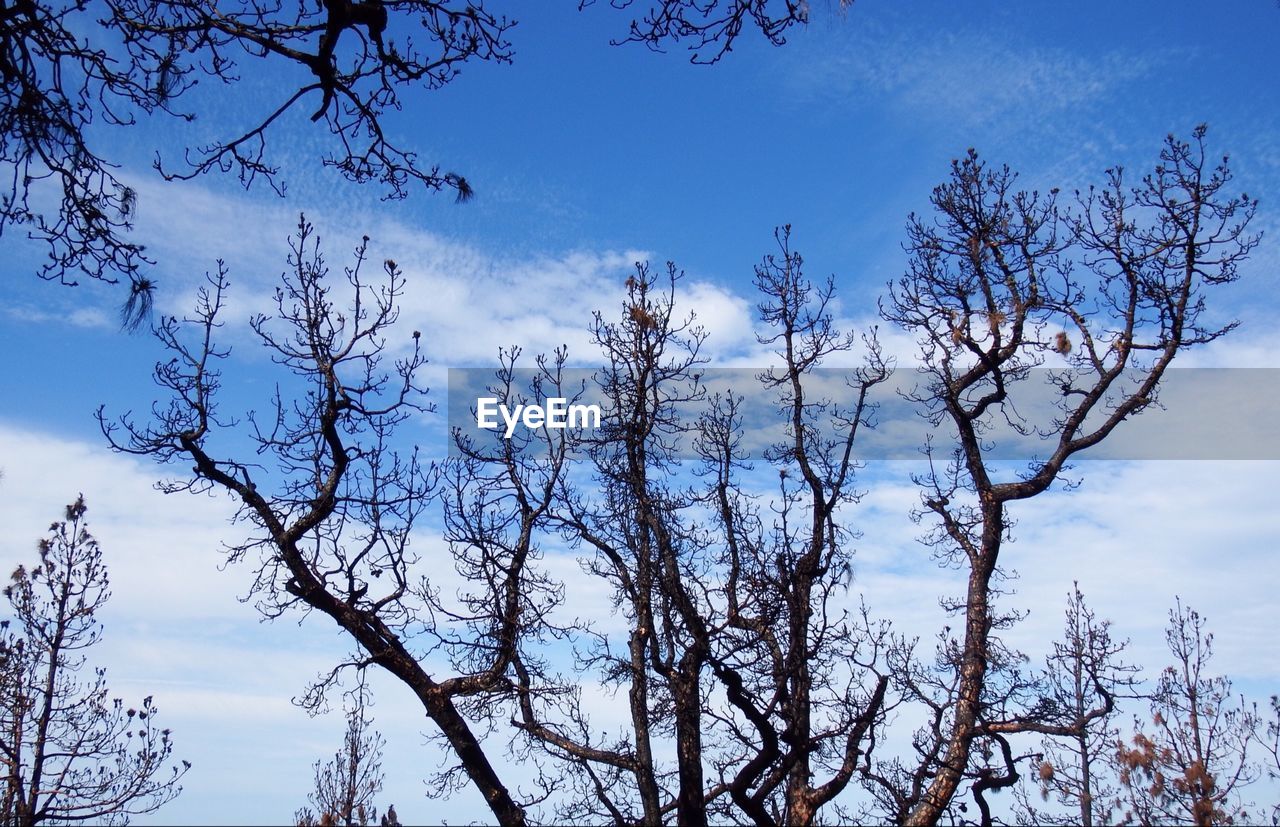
[1115,600,1259,826]
[98,216,543,826]
[873,124,1257,825]
[1015,584,1140,827]
[449,234,891,826]
[441,265,722,825]
[0,496,189,826]
[295,688,395,827]
[698,229,891,826]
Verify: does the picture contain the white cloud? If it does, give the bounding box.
[841,457,1280,690]
[4,303,112,329]
[117,178,759,372]
[997,460,1280,683]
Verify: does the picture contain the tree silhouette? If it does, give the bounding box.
[295,687,397,827]
[98,216,537,825]
[0,496,189,826]
[443,245,891,826]
[1015,584,1140,826]
[2,0,820,317]
[1115,600,1259,826]
[99,126,1260,825]
[874,124,1256,826]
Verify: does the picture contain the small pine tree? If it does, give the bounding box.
[1017,584,1139,827]
[0,496,188,825]
[295,689,396,827]
[1114,600,1259,826]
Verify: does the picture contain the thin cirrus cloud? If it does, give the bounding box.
[786,20,1161,127]
[772,16,1189,207]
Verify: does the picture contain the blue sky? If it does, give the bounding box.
[3,0,1280,823]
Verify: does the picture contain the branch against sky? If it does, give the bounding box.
[0,496,189,826]
[0,0,169,323]
[873,125,1257,826]
[2,0,824,318]
[1014,584,1141,827]
[1116,601,1260,826]
[601,0,847,63]
[97,216,542,827]
[94,126,1261,825]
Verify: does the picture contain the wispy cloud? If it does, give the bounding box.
[4,303,112,329]
[112,178,768,371]
[785,20,1164,129]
